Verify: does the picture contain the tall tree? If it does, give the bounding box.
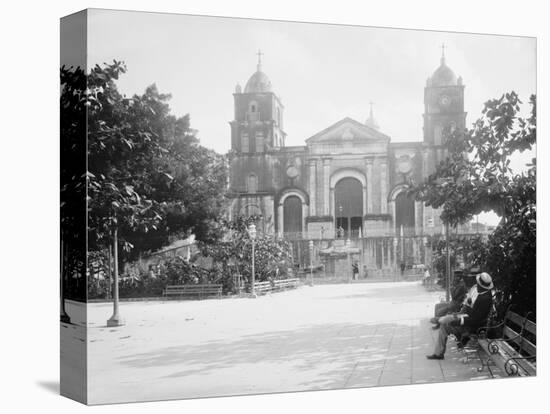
[61,61,228,270]
[410,92,536,315]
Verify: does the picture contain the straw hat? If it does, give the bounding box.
[476,272,494,290]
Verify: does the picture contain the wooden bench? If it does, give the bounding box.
[253,281,273,294]
[252,278,300,295]
[474,309,536,377]
[273,278,299,291]
[162,284,222,299]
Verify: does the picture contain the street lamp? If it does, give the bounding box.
[308,240,314,286]
[445,222,451,302]
[338,204,343,238]
[107,227,124,326]
[248,223,257,298]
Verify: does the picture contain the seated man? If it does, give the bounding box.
[429,270,470,330]
[426,272,493,360]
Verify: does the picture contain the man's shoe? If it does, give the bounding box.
[426,354,444,360]
[431,323,440,330]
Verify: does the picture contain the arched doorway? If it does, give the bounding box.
[283,195,302,237]
[335,177,363,238]
[395,192,415,236]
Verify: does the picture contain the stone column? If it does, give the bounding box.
[380,158,388,214]
[323,158,331,216]
[309,159,317,216]
[302,202,308,238]
[365,157,373,214]
[362,186,368,217]
[381,240,385,269]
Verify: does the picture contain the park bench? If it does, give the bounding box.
[463,308,536,377]
[273,278,299,291]
[162,284,223,299]
[253,281,273,294]
[252,278,300,295]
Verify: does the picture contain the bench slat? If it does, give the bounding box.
[163,284,222,299]
[502,326,536,357]
[477,309,536,377]
[507,312,537,336]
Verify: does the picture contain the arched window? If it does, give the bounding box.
[247,174,258,193]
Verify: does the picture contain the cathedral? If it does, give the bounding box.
[227,49,467,271]
[227,49,466,238]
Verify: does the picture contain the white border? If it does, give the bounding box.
[0,1,546,414]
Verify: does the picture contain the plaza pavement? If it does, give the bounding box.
[64,281,501,405]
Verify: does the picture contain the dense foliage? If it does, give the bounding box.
[201,216,295,293]
[411,92,536,317]
[88,255,211,299]
[430,235,486,289]
[61,62,228,273]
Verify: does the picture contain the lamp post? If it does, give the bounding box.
[107,227,124,326]
[309,240,314,286]
[336,204,344,238]
[445,222,451,302]
[248,223,257,298]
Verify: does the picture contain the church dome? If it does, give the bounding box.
[429,55,458,87]
[244,69,272,93]
[244,51,273,93]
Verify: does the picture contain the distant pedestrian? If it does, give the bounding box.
[352,262,359,280]
[422,266,431,285]
[400,262,406,275]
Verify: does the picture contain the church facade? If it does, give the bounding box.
[226,51,466,272]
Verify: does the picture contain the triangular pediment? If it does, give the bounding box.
[306,117,390,144]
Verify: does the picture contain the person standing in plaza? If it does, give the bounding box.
[352,262,359,280]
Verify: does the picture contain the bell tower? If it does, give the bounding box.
[230,51,286,154]
[423,45,466,147]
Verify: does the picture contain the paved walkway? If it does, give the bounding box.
[64,281,499,404]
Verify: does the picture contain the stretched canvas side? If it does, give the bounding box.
[60,9,88,405]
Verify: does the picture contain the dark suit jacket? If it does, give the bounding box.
[462,289,492,328]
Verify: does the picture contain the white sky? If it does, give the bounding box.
[87,9,536,225]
